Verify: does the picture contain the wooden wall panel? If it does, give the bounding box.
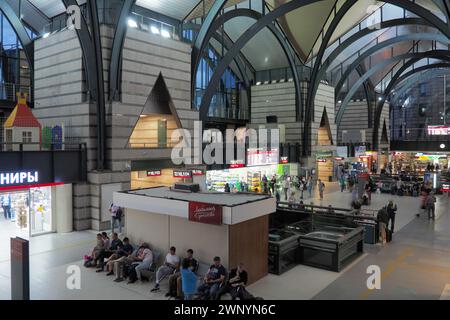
[228,215,269,285]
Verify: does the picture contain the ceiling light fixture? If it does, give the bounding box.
[151,26,160,34]
[128,19,138,28]
[161,29,171,38]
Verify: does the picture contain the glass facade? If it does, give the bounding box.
[183,29,243,119]
[0,12,31,101]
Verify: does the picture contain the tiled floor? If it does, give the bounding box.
[0,186,449,300]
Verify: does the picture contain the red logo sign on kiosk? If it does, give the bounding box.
[280,156,288,164]
[188,202,222,225]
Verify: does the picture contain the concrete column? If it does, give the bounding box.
[55,184,73,233]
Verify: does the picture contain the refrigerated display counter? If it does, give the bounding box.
[268,229,301,275]
[298,226,364,272]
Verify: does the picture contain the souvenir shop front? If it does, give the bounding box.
[0,170,75,238]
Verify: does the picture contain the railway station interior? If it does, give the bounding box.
[1,0,450,301]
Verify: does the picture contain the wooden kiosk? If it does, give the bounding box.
[113,187,276,284]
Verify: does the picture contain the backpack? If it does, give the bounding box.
[116,207,123,220]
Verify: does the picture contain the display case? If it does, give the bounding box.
[298,226,364,272]
[268,229,301,275]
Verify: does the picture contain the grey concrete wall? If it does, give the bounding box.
[250,81,336,151]
[337,100,390,147]
[33,29,97,171]
[251,81,301,144]
[33,26,198,231]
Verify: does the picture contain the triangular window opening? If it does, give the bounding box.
[128,73,182,148]
[317,108,334,146]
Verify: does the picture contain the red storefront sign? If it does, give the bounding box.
[441,183,450,193]
[280,156,288,164]
[147,170,162,177]
[173,170,192,178]
[188,201,222,225]
[191,169,204,176]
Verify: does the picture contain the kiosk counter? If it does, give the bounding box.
[113,187,276,284]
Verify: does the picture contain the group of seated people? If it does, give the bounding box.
[85,233,258,300]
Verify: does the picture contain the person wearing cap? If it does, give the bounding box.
[151,246,180,292]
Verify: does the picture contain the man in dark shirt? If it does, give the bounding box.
[96,233,123,272]
[386,200,398,233]
[197,256,226,300]
[216,263,250,300]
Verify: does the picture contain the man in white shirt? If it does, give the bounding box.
[151,246,180,292]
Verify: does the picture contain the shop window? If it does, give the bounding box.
[22,131,32,143]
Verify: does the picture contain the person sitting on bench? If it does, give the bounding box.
[105,237,133,275]
[96,233,123,272]
[151,246,180,292]
[127,244,153,284]
[166,249,198,299]
[197,256,227,300]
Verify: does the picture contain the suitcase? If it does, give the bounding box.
[386,228,393,243]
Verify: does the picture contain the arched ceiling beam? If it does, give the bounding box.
[62,0,106,170]
[196,7,305,121]
[0,1,33,71]
[338,50,450,126]
[318,18,431,95]
[305,0,450,155]
[184,22,251,88]
[355,65,373,129]
[109,0,136,101]
[392,65,450,101]
[334,33,450,99]
[373,53,450,149]
[191,0,229,100]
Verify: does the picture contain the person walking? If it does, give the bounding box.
[299,180,304,200]
[365,182,372,205]
[386,200,398,233]
[1,194,11,220]
[426,191,437,220]
[306,177,313,198]
[109,203,123,234]
[377,207,389,245]
[318,180,325,201]
[283,177,290,201]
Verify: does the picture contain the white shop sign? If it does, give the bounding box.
[0,171,39,186]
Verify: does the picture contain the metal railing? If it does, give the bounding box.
[0,142,86,152]
[0,83,32,102]
[127,140,177,149]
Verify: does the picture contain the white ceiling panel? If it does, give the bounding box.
[225,16,288,71]
[28,0,86,18]
[136,0,199,20]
